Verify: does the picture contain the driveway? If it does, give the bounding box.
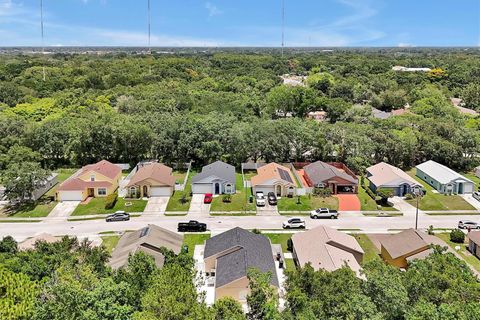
[188,194,211,215]
[334,194,361,211]
[144,197,169,213]
[257,201,279,216]
[46,201,80,221]
[460,194,480,211]
[389,196,418,215]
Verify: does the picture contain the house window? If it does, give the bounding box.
[225,183,233,194]
[90,175,95,182]
[98,188,107,196]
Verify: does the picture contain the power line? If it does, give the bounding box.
[40,0,46,81]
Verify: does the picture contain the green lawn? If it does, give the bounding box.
[463,172,480,189]
[285,258,296,271]
[353,234,381,264]
[71,198,147,216]
[278,195,338,212]
[183,233,211,256]
[210,174,256,212]
[436,233,480,272]
[405,169,475,211]
[173,170,188,185]
[242,171,257,182]
[263,233,294,252]
[166,170,196,211]
[357,184,397,211]
[0,200,57,218]
[101,235,120,254]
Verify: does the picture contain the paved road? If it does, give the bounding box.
[2,211,479,241]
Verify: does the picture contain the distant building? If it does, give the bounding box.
[450,97,478,116]
[392,66,431,72]
[307,111,327,122]
[280,74,306,87]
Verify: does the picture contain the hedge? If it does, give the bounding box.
[104,192,118,210]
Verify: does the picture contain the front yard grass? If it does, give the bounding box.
[436,233,480,272]
[172,169,188,185]
[71,197,147,216]
[278,195,338,212]
[210,174,256,212]
[263,233,294,252]
[352,234,381,264]
[101,235,120,254]
[166,170,196,211]
[405,169,475,211]
[0,200,57,218]
[357,185,397,211]
[183,233,211,256]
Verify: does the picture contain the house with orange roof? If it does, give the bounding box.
[56,160,122,201]
[126,162,175,198]
[251,162,297,197]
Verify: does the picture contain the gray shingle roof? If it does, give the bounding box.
[304,161,358,185]
[192,160,235,184]
[204,227,279,288]
[416,160,473,185]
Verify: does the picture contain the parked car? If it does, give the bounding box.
[267,192,277,205]
[473,191,480,202]
[310,208,338,219]
[256,192,266,207]
[106,211,130,222]
[204,193,213,204]
[177,220,207,232]
[458,220,480,229]
[282,217,306,229]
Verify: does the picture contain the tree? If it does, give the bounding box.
[449,229,465,243]
[306,72,335,94]
[461,83,480,111]
[0,267,37,320]
[0,162,50,204]
[212,297,246,320]
[0,236,18,254]
[246,269,281,320]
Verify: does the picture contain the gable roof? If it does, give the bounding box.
[126,162,175,187]
[291,226,364,275]
[109,224,183,269]
[192,160,235,184]
[251,163,296,187]
[304,161,358,185]
[204,227,278,288]
[416,160,472,185]
[18,233,60,251]
[381,229,431,259]
[367,162,420,188]
[57,160,120,191]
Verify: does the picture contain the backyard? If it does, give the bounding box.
[405,169,475,211]
[71,197,147,216]
[352,234,381,264]
[278,195,339,212]
[172,169,188,185]
[436,232,480,272]
[166,170,196,212]
[210,174,256,212]
[462,172,480,189]
[263,232,297,270]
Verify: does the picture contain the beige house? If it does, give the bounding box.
[380,229,434,268]
[251,163,297,197]
[126,162,175,198]
[468,231,480,260]
[18,233,60,251]
[291,226,364,277]
[109,224,183,269]
[204,227,278,303]
[56,160,122,201]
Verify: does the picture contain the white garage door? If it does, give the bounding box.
[59,191,83,201]
[150,187,172,197]
[191,183,212,194]
[254,186,275,195]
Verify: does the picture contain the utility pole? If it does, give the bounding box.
[40,0,46,81]
[147,0,152,75]
[281,0,285,57]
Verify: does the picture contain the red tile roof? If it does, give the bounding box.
[57,160,119,191]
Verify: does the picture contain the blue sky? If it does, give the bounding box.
[0,0,479,47]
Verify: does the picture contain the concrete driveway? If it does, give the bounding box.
[257,201,279,216]
[46,201,80,221]
[188,194,211,215]
[144,197,169,213]
[461,194,480,211]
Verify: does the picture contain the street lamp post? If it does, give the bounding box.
[413,186,423,230]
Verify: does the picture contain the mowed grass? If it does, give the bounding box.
[353,234,381,264]
[462,172,480,189]
[263,233,294,253]
[183,233,211,256]
[101,235,120,254]
[166,170,196,211]
[71,197,147,216]
[436,233,480,272]
[278,195,338,212]
[172,170,188,185]
[357,184,397,211]
[210,174,256,212]
[405,169,475,211]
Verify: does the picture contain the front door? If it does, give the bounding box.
[458,183,463,194]
[88,188,94,197]
[143,185,148,197]
[276,185,282,197]
[214,183,220,194]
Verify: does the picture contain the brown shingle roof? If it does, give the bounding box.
[367,162,419,188]
[381,229,430,259]
[468,231,480,246]
[251,163,296,186]
[126,163,175,187]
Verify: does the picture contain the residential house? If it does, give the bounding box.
[303,161,358,194]
[307,111,327,122]
[56,160,122,201]
[291,226,364,277]
[380,229,434,268]
[251,162,297,197]
[18,233,60,251]
[281,74,306,87]
[451,98,478,116]
[203,227,279,303]
[416,160,474,195]
[126,162,175,197]
[109,224,183,269]
[366,162,421,196]
[392,66,431,72]
[191,160,236,195]
[1,173,58,202]
[468,231,480,260]
[475,166,480,179]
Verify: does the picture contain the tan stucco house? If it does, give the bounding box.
[56,160,122,202]
[380,229,434,268]
[251,162,297,197]
[126,162,175,198]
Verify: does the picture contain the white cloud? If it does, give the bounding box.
[205,2,222,17]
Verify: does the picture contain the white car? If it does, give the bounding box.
[458,220,480,229]
[282,218,306,229]
[255,192,266,207]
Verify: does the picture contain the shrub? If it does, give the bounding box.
[428,225,434,235]
[287,238,293,252]
[222,194,232,203]
[104,192,118,210]
[404,193,414,200]
[252,228,261,234]
[180,194,189,205]
[365,187,376,200]
[450,229,465,243]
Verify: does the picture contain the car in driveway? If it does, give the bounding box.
[458,220,480,229]
[106,211,130,222]
[178,220,207,232]
[267,192,277,205]
[310,208,338,219]
[256,192,266,207]
[473,191,480,202]
[204,193,213,204]
[282,217,306,229]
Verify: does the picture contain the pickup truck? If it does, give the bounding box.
[177,220,207,232]
[310,208,338,219]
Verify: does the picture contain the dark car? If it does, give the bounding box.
[106,211,130,222]
[178,220,207,232]
[204,193,213,204]
[267,192,277,205]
